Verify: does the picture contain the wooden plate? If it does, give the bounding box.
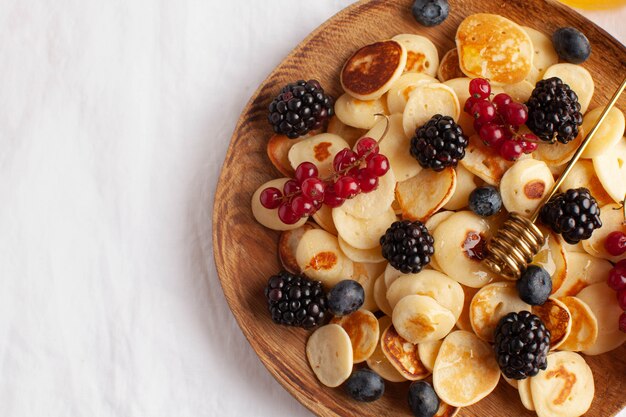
[213,1,626,415]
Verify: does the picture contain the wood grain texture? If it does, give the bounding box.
[213,1,626,416]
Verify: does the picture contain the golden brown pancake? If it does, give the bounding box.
[437,48,465,82]
[381,324,431,381]
[341,40,406,100]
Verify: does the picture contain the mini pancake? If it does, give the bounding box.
[326,115,367,147]
[395,167,457,222]
[434,401,460,417]
[500,158,554,217]
[530,351,594,417]
[433,330,500,407]
[582,203,626,262]
[351,262,387,312]
[534,128,584,175]
[456,284,480,332]
[252,178,308,231]
[521,26,559,79]
[437,48,465,82]
[386,270,464,320]
[366,316,407,382]
[531,227,568,295]
[392,295,456,344]
[503,374,519,390]
[502,80,534,103]
[296,229,354,288]
[381,323,431,381]
[306,324,353,387]
[392,34,439,77]
[577,282,626,355]
[444,164,480,211]
[267,134,306,176]
[341,40,407,101]
[374,273,394,316]
[288,133,349,177]
[532,297,572,350]
[518,377,535,411]
[418,339,443,373]
[384,262,409,288]
[331,309,379,363]
[364,113,422,181]
[333,206,397,250]
[387,72,437,114]
[278,223,317,273]
[593,136,626,203]
[456,14,533,85]
[334,93,388,129]
[543,63,594,114]
[339,168,396,219]
[433,211,498,288]
[553,251,612,297]
[424,210,455,233]
[581,106,625,159]
[557,296,598,352]
[460,136,515,186]
[338,236,385,263]
[311,204,338,235]
[557,160,612,207]
[403,83,460,138]
[470,281,531,342]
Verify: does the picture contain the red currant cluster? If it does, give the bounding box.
[259,137,390,224]
[464,78,540,161]
[607,259,626,333]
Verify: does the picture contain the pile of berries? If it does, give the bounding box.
[607,260,626,333]
[259,137,390,224]
[464,78,539,161]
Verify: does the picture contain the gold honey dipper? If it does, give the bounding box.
[484,77,626,280]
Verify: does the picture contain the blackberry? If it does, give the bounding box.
[539,187,602,245]
[380,220,434,274]
[526,77,583,144]
[264,271,327,329]
[267,79,334,139]
[494,311,550,380]
[410,114,468,171]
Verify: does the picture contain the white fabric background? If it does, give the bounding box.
[0,1,623,416]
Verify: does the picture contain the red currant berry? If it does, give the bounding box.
[618,289,626,311]
[620,312,626,333]
[260,187,282,209]
[617,260,626,270]
[294,162,318,184]
[334,176,361,199]
[520,140,538,154]
[322,185,345,208]
[291,195,315,217]
[473,119,485,133]
[301,177,325,201]
[333,149,358,172]
[608,266,626,292]
[464,97,483,114]
[492,93,512,109]
[502,102,528,126]
[283,179,301,196]
[366,154,390,177]
[278,203,300,224]
[357,169,379,193]
[605,231,626,256]
[479,123,506,148]
[471,101,497,125]
[355,137,379,158]
[469,78,491,99]
[499,140,523,161]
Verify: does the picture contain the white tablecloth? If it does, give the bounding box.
[0,1,623,416]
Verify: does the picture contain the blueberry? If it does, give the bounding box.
[468,186,502,217]
[552,27,591,64]
[411,0,449,27]
[327,280,364,316]
[344,369,385,402]
[408,381,440,417]
[517,265,552,305]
